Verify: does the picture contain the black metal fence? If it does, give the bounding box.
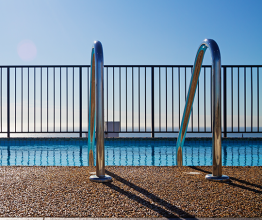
[0,65,261,137]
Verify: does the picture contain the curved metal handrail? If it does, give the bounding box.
[88,41,112,182]
[176,39,229,181]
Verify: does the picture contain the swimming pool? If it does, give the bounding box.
[0,138,261,166]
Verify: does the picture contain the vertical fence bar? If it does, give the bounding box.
[66,67,68,132]
[79,67,83,137]
[119,67,121,132]
[113,67,115,132]
[73,68,75,132]
[211,67,212,132]
[172,67,174,132]
[204,67,206,132]
[251,67,253,132]
[0,68,2,132]
[87,67,89,133]
[7,67,10,137]
[15,68,17,132]
[132,67,134,132]
[28,68,29,132]
[54,67,56,132]
[191,67,193,132]
[145,68,146,132]
[159,67,161,132]
[47,68,49,132]
[59,67,61,132]
[138,67,140,132]
[21,68,23,132]
[41,68,42,132]
[244,67,246,132]
[106,67,108,132]
[258,67,259,131]
[238,67,240,132]
[231,67,233,132]
[223,67,227,137]
[166,67,167,132]
[34,67,36,132]
[198,72,199,132]
[178,67,180,129]
[151,67,154,137]
[126,67,127,132]
[185,67,186,101]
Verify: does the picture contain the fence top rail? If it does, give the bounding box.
[0,65,261,68]
[222,65,262,68]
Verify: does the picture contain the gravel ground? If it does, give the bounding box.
[0,166,261,218]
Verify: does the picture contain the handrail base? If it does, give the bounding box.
[205,174,229,182]
[90,174,112,183]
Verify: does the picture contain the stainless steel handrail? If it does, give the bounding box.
[176,39,229,181]
[89,41,112,182]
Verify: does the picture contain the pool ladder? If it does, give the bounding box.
[88,41,112,182]
[177,39,229,181]
[87,39,229,182]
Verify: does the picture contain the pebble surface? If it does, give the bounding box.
[0,166,261,218]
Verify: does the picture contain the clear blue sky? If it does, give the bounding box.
[0,0,261,66]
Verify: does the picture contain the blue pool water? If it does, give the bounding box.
[0,138,261,166]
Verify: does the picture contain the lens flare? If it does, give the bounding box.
[17,40,37,62]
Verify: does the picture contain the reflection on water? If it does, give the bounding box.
[0,140,261,166]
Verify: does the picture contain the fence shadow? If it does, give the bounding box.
[188,166,262,194]
[105,169,194,218]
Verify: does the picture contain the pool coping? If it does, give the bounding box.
[0,137,262,141]
[0,137,262,147]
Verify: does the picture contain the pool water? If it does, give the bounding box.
[0,138,261,166]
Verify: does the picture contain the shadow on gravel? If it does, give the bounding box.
[229,177,262,190]
[188,166,210,174]
[105,169,194,218]
[189,166,262,194]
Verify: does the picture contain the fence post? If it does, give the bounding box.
[79,67,82,137]
[151,67,154,138]
[7,67,10,138]
[223,66,227,138]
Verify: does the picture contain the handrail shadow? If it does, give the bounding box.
[189,166,262,194]
[105,169,194,218]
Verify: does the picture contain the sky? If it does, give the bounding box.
[0,0,261,138]
[0,0,261,66]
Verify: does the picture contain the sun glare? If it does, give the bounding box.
[17,39,37,62]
